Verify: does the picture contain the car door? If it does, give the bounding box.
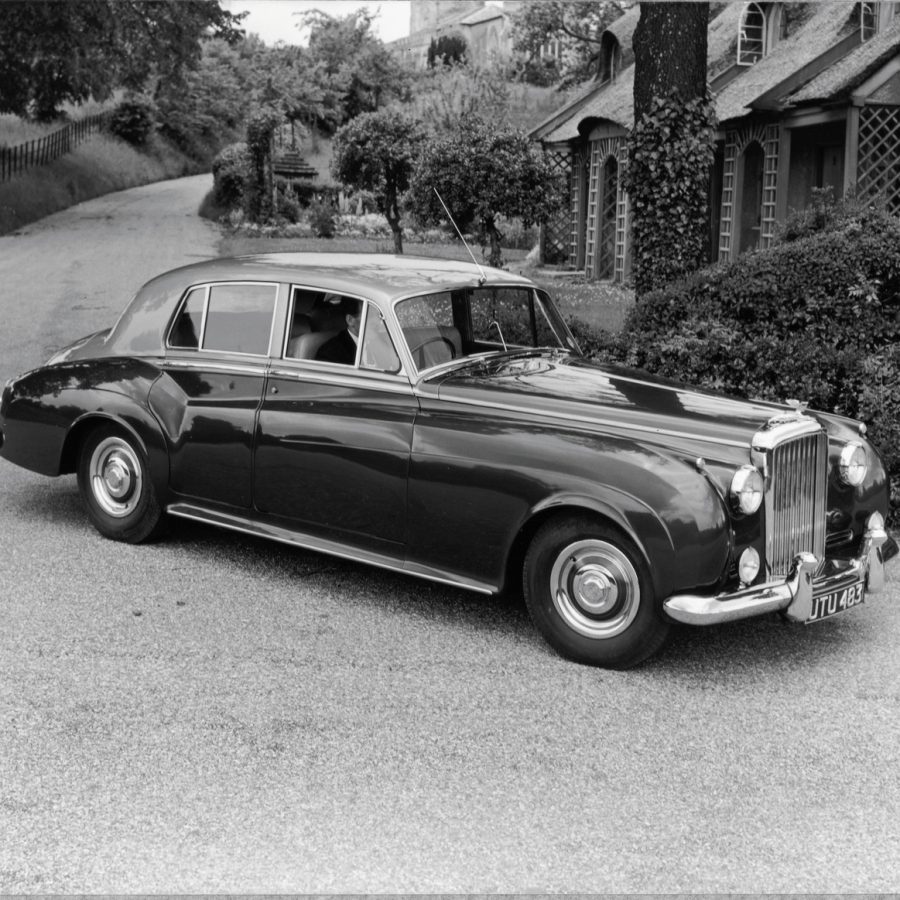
[253,289,417,553]
[152,280,284,509]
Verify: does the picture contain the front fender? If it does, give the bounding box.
[519,456,732,600]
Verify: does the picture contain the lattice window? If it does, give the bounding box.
[738,3,766,65]
[857,104,900,215]
[540,149,573,265]
[596,157,619,279]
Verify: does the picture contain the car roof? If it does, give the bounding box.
[148,252,534,303]
[104,252,536,358]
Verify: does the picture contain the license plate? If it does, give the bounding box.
[807,579,865,623]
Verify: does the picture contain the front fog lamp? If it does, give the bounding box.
[730,465,764,514]
[738,547,760,585]
[839,441,868,486]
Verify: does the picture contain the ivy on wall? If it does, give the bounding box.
[623,89,716,296]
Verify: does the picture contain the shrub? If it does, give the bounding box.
[581,203,900,520]
[308,200,336,238]
[108,98,157,146]
[276,188,302,224]
[291,180,340,208]
[211,142,250,209]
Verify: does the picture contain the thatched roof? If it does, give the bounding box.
[715,3,857,123]
[790,16,900,103]
[536,1,892,143]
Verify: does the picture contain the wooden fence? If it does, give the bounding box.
[0,112,110,183]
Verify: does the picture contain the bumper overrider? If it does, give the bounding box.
[664,513,897,625]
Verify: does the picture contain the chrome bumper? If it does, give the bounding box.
[664,514,895,626]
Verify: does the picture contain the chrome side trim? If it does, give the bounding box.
[267,365,415,395]
[166,502,495,595]
[162,359,269,377]
[663,514,891,626]
[424,390,750,449]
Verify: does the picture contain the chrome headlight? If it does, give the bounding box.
[839,441,868,486]
[730,465,764,514]
[738,547,760,584]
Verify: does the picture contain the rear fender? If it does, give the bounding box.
[1,359,167,492]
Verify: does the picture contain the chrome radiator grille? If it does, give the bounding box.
[765,430,828,577]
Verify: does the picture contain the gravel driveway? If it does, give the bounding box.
[1,176,899,892]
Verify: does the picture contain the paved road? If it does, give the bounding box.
[1,177,899,892]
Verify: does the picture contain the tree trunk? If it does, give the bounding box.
[633,4,708,119]
[486,218,503,269]
[385,191,403,254]
[628,2,713,297]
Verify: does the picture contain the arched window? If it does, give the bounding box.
[859,2,878,40]
[599,32,621,83]
[738,3,766,65]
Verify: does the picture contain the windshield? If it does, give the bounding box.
[395,285,578,372]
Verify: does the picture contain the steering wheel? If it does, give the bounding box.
[409,335,457,368]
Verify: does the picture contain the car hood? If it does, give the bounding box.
[433,352,803,464]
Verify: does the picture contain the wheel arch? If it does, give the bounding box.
[60,408,169,497]
[503,476,733,599]
[502,490,674,599]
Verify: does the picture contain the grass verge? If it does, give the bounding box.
[0,133,202,235]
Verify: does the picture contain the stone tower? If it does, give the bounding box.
[410,1,485,34]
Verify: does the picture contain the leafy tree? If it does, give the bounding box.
[331,109,426,254]
[299,9,411,125]
[427,35,468,68]
[406,63,510,135]
[255,45,342,138]
[510,1,626,86]
[408,116,561,268]
[154,36,258,160]
[624,2,714,296]
[0,0,245,120]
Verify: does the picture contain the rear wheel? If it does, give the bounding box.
[523,515,669,669]
[77,426,164,543]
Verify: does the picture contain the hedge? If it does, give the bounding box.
[580,202,900,519]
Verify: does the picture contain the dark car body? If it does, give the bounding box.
[1,253,895,667]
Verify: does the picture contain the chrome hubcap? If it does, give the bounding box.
[89,437,142,518]
[550,540,640,639]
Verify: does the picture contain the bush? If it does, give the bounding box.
[211,142,250,209]
[291,180,340,208]
[108,98,157,147]
[582,202,900,520]
[308,200,336,238]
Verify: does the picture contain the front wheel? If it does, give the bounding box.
[77,426,164,543]
[523,515,669,669]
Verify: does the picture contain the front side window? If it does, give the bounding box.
[168,282,277,356]
[360,308,401,373]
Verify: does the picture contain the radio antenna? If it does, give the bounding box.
[433,187,486,285]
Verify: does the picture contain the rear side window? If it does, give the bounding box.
[169,288,204,349]
[168,283,278,356]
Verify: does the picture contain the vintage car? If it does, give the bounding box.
[0,253,895,668]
